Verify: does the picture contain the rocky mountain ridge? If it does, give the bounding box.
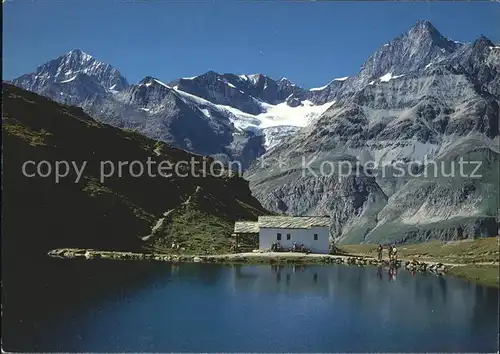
[11,51,326,168]
[245,20,500,244]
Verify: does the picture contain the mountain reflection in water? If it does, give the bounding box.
[5,261,499,353]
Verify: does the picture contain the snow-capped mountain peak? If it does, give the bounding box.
[12,49,129,95]
[247,73,264,84]
[407,20,460,52]
[65,49,94,63]
[409,20,440,36]
[138,76,171,88]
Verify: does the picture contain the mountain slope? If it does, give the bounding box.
[245,21,500,244]
[2,82,268,255]
[82,76,237,156]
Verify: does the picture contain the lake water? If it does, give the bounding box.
[11,262,500,352]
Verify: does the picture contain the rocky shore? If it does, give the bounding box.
[404,259,447,273]
[47,248,447,276]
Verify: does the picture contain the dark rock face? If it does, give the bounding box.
[172,72,306,114]
[173,71,263,115]
[82,77,235,156]
[245,21,500,244]
[286,95,302,107]
[445,36,500,98]
[227,132,267,171]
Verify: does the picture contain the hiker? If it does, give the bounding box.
[392,245,398,261]
[388,246,393,261]
[377,244,383,261]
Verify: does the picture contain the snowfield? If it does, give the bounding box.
[172,85,334,148]
[379,72,405,82]
[227,99,335,130]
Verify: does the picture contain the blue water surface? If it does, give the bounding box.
[36,263,499,352]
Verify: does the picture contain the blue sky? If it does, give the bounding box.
[3,0,499,88]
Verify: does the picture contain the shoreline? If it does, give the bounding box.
[47,246,500,288]
[47,248,465,280]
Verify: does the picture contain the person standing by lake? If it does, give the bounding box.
[377,244,383,261]
[392,245,398,261]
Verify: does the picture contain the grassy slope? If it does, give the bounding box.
[339,237,499,287]
[147,188,266,254]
